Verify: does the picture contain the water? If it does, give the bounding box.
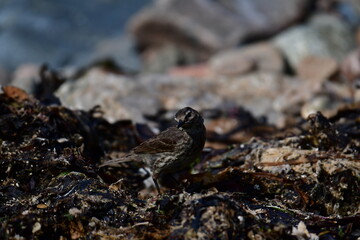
[0,0,151,70]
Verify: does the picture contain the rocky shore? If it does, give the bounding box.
[1,0,360,239]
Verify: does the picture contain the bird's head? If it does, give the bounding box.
[174,107,203,129]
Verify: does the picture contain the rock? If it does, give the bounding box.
[317,0,360,27]
[210,42,283,76]
[349,0,360,13]
[137,73,305,128]
[56,69,220,123]
[297,56,338,82]
[55,68,144,123]
[10,64,41,94]
[135,74,223,111]
[274,14,356,69]
[316,0,336,11]
[336,0,360,27]
[216,72,309,127]
[300,94,345,119]
[141,44,198,73]
[169,64,213,79]
[341,48,360,83]
[57,68,326,127]
[130,0,310,63]
[259,147,313,174]
[72,35,141,73]
[340,47,360,99]
[0,66,10,85]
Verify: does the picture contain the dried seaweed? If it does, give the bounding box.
[0,86,359,239]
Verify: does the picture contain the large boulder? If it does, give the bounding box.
[129,0,310,69]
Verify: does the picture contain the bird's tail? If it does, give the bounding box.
[99,155,136,168]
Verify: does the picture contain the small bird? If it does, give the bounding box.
[100,107,206,193]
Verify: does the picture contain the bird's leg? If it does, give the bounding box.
[153,178,161,195]
[141,167,151,179]
[142,167,161,194]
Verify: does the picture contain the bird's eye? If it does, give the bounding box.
[184,111,192,122]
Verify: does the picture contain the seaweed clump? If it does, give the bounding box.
[0,86,360,239]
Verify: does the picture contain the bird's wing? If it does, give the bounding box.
[133,127,186,154]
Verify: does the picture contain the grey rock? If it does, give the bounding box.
[73,35,141,73]
[56,68,140,123]
[349,0,360,14]
[130,0,310,61]
[336,0,360,27]
[0,66,10,85]
[274,14,356,69]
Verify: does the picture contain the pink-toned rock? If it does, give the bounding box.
[300,95,343,119]
[341,47,360,99]
[297,56,338,82]
[169,64,213,79]
[210,42,283,76]
[11,64,41,93]
[341,48,360,83]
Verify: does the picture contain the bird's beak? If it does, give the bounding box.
[177,120,184,128]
